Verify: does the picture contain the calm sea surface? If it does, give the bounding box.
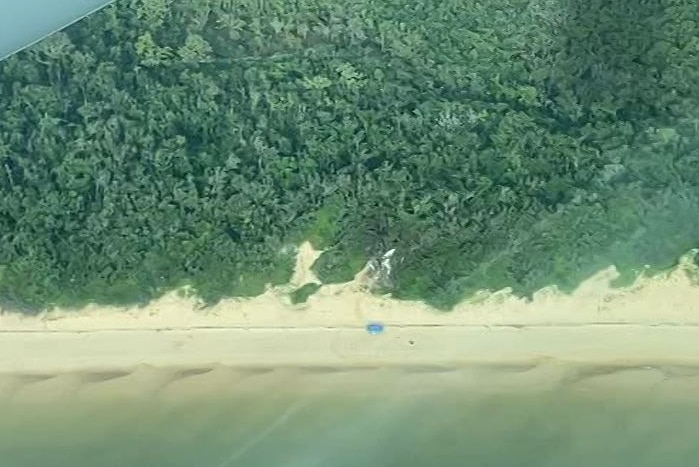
[1,365,698,467]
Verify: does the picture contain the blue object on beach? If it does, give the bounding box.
[366,322,385,335]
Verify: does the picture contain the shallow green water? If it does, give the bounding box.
[1,367,698,467]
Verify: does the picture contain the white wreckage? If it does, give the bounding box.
[366,247,400,290]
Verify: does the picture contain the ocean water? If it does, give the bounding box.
[1,364,699,467]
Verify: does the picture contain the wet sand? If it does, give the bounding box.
[2,362,699,467]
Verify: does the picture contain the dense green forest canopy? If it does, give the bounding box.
[0,0,697,312]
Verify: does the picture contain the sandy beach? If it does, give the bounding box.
[1,244,699,376]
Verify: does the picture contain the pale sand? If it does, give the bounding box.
[1,243,699,377]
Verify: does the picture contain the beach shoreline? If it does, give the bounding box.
[1,244,698,376]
